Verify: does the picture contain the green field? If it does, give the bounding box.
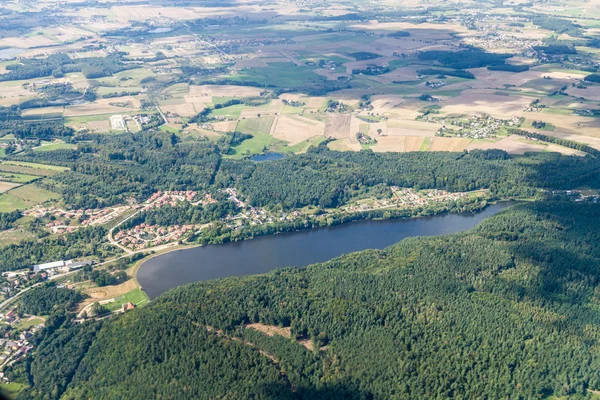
[33,143,76,152]
[0,172,39,183]
[106,288,149,312]
[9,184,61,204]
[0,382,26,399]
[0,228,36,248]
[224,62,326,89]
[0,193,29,212]
[16,316,45,330]
[279,135,326,154]
[236,116,274,135]
[3,161,69,172]
[159,125,180,134]
[209,104,246,119]
[227,133,286,159]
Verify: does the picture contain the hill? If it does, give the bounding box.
[11,201,600,399]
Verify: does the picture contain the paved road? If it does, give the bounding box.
[0,282,44,312]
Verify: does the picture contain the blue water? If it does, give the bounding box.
[138,203,514,298]
[250,153,286,161]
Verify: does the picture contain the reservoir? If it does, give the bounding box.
[138,202,513,298]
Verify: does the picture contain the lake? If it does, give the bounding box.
[250,153,286,161]
[138,202,513,298]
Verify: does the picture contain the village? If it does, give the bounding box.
[434,115,522,139]
[341,187,474,213]
[25,204,134,234]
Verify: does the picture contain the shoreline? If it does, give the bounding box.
[135,199,519,299]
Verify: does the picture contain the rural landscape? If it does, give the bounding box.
[1,0,600,398]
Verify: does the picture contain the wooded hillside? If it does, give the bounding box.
[13,202,600,399]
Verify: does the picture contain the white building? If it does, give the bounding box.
[33,261,65,272]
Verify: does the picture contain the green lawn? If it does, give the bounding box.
[106,289,149,312]
[236,117,275,135]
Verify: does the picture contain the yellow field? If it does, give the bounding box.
[271,115,325,144]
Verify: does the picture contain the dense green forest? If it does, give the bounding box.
[12,202,600,399]
[19,285,83,316]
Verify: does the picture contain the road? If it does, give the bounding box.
[185,25,235,62]
[156,105,168,125]
[0,282,44,312]
[107,208,142,254]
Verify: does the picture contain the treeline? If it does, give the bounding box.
[189,98,267,124]
[14,202,600,399]
[12,123,74,140]
[19,132,221,209]
[417,68,475,79]
[533,44,577,55]
[388,30,410,38]
[584,73,600,83]
[216,131,253,155]
[487,64,529,72]
[509,128,600,157]
[19,284,83,315]
[417,48,511,69]
[531,15,582,36]
[0,53,135,82]
[349,51,381,61]
[0,210,21,230]
[12,131,600,213]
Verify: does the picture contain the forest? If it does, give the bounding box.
[22,131,600,212]
[0,53,134,82]
[19,285,83,316]
[417,48,511,69]
[11,201,600,399]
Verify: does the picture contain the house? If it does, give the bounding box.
[122,302,136,312]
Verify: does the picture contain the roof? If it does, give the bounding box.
[33,260,65,269]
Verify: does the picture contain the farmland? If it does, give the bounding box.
[0,0,597,159]
[1,0,600,399]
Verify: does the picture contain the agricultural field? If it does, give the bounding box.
[1,0,598,157]
[0,184,60,212]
